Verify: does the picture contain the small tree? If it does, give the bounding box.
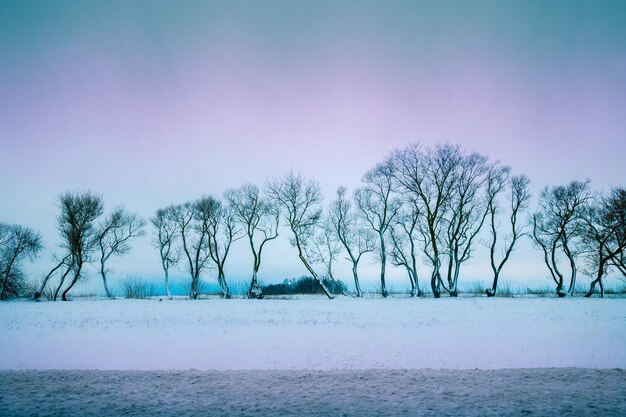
[225,184,279,299]
[266,172,334,299]
[0,223,43,299]
[151,206,180,299]
[329,187,375,297]
[485,169,531,297]
[354,161,400,297]
[97,207,146,298]
[582,187,626,297]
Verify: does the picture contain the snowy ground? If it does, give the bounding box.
[1,368,624,416]
[0,297,624,370]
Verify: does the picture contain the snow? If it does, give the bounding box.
[1,369,625,416]
[0,297,624,370]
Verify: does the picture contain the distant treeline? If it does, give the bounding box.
[1,143,624,301]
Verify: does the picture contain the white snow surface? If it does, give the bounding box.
[0,297,624,370]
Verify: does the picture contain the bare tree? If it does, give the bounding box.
[151,206,180,299]
[0,223,43,299]
[266,172,334,299]
[329,186,375,297]
[582,187,626,297]
[225,184,279,299]
[171,200,210,299]
[438,151,491,296]
[202,199,243,298]
[388,198,422,297]
[51,191,104,301]
[308,216,343,292]
[532,180,591,296]
[354,160,400,297]
[485,171,531,296]
[97,207,146,298]
[391,143,461,298]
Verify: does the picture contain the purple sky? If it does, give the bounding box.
[1,1,625,293]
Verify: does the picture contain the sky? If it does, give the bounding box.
[1,0,625,295]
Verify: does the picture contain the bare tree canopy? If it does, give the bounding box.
[225,184,279,299]
[388,197,422,297]
[39,191,105,301]
[0,223,42,299]
[202,198,243,298]
[485,167,531,296]
[308,216,343,293]
[266,172,334,299]
[329,186,375,297]
[532,180,591,297]
[151,206,180,299]
[170,200,210,299]
[390,143,491,297]
[354,160,400,297]
[97,207,146,298]
[582,187,626,297]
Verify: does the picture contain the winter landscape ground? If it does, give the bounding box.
[1,297,625,416]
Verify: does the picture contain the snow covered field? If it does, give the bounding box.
[1,297,624,370]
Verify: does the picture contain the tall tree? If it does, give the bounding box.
[582,187,626,297]
[97,207,145,298]
[388,198,422,297]
[391,143,461,298]
[203,199,243,298]
[532,180,591,296]
[485,171,531,296]
[440,151,491,296]
[309,216,343,288]
[329,187,375,297]
[151,206,180,299]
[171,200,210,299]
[0,223,42,299]
[267,172,334,299]
[354,160,399,297]
[225,184,279,299]
[55,191,104,301]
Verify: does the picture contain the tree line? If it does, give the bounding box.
[1,143,624,301]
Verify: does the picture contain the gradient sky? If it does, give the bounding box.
[1,1,625,294]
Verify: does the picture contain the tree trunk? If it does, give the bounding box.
[585,260,605,298]
[61,261,83,301]
[53,264,73,301]
[100,263,113,299]
[351,263,362,297]
[163,267,172,299]
[248,269,263,299]
[565,255,577,296]
[487,272,499,297]
[430,259,441,298]
[379,234,388,298]
[449,262,460,297]
[405,266,416,297]
[217,268,231,299]
[550,243,565,296]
